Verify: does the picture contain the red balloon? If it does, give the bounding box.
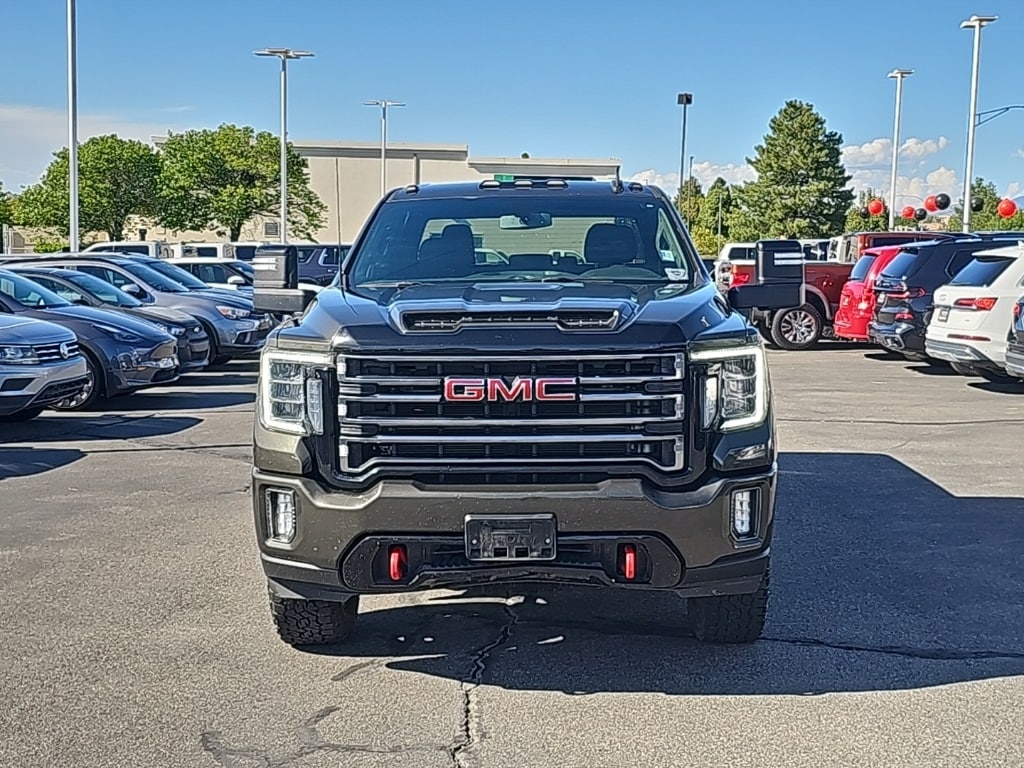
[997,198,1018,218]
[924,195,938,212]
[901,205,916,220]
[867,198,884,216]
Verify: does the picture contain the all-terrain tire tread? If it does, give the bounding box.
[268,590,359,647]
[689,569,770,644]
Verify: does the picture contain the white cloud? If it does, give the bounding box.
[0,103,182,189]
[848,166,961,211]
[841,136,949,168]
[1006,182,1023,201]
[628,161,756,197]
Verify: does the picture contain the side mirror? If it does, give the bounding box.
[226,275,246,286]
[252,245,317,314]
[121,283,143,297]
[726,239,805,311]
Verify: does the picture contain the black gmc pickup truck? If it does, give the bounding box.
[250,177,800,648]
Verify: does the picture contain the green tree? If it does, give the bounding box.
[0,182,13,226]
[843,187,917,232]
[947,177,1024,231]
[674,176,703,226]
[15,135,162,241]
[695,177,733,246]
[157,124,327,241]
[730,100,854,240]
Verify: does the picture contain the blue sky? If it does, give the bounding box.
[3,0,1024,208]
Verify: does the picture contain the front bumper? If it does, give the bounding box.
[1005,341,1024,377]
[0,357,90,416]
[868,320,924,352]
[216,316,273,357]
[177,331,210,371]
[925,337,1003,370]
[105,341,180,394]
[253,466,776,599]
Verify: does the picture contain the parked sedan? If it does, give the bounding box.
[925,243,1024,381]
[0,269,178,409]
[0,314,89,422]
[3,255,271,366]
[10,267,210,373]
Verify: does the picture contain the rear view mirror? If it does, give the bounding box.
[252,245,317,314]
[499,213,553,230]
[726,239,805,311]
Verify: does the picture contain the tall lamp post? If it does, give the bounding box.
[676,92,693,213]
[67,0,79,251]
[253,47,315,243]
[960,14,997,233]
[886,69,913,230]
[363,100,405,196]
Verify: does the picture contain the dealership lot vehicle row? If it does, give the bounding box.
[1,349,1021,768]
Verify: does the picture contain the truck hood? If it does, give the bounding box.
[0,314,76,345]
[274,280,754,352]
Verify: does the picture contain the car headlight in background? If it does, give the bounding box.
[217,306,251,320]
[153,323,186,337]
[0,345,41,365]
[93,322,144,345]
[259,349,334,435]
[692,343,767,432]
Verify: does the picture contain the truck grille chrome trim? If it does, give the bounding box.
[335,353,686,475]
[400,310,620,333]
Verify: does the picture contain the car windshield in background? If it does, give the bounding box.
[0,270,72,309]
[119,262,189,292]
[64,271,143,306]
[144,260,212,290]
[296,245,348,265]
[849,254,877,281]
[948,256,1016,287]
[347,197,696,290]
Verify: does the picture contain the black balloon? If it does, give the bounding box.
[914,208,927,221]
[859,206,870,218]
[970,196,984,212]
[935,193,950,210]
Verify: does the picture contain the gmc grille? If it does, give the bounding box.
[400,310,619,332]
[335,353,686,477]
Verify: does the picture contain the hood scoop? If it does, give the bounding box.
[400,309,620,333]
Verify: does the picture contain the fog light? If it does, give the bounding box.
[731,490,754,537]
[266,488,296,544]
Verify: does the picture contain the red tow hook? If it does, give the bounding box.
[620,543,637,581]
[388,545,408,582]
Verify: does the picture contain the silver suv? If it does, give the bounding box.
[0,315,89,422]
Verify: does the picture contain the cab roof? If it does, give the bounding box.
[385,177,665,202]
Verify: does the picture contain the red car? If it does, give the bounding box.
[833,245,902,342]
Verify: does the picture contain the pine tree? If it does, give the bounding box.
[730,100,854,240]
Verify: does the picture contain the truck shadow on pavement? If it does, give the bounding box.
[311,452,1024,696]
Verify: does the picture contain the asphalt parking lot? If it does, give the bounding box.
[1,347,1022,768]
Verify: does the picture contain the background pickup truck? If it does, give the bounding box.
[722,260,854,350]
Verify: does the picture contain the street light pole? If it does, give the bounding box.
[960,15,997,233]
[363,100,405,196]
[886,69,913,230]
[67,0,79,251]
[254,47,315,243]
[676,92,693,213]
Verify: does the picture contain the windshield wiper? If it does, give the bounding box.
[358,280,425,289]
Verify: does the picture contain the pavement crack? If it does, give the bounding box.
[449,600,519,768]
[763,635,1024,661]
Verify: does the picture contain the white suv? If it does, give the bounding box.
[925,241,1024,381]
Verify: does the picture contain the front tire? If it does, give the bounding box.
[268,589,359,648]
[769,305,823,350]
[689,568,769,644]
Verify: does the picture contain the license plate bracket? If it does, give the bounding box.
[938,307,950,321]
[465,514,556,561]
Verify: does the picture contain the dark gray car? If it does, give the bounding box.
[0,269,179,409]
[4,255,272,365]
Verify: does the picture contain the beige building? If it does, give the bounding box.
[4,140,620,252]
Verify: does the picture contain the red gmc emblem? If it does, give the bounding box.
[443,376,577,402]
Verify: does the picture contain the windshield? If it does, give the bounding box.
[849,254,877,281]
[120,262,190,292]
[0,270,72,309]
[232,261,254,278]
[347,196,698,290]
[948,256,1016,287]
[63,271,143,306]
[144,260,212,290]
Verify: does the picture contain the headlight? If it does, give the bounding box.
[93,322,144,344]
[0,345,40,365]
[691,343,767,432]
[217,305,251,320]
[259,349,334,435]
[152,323,185,337]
